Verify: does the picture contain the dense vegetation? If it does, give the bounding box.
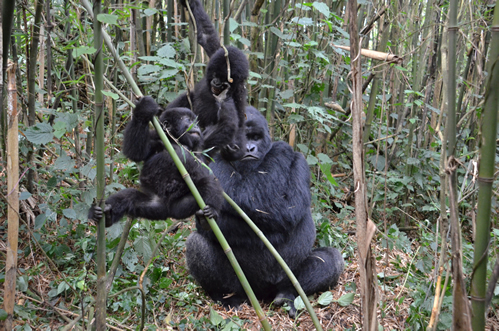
[1,0,498,329]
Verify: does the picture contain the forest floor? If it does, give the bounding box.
[4,213,499,330]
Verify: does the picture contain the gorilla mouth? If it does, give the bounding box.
[241,154,259,161]
[211,80,230,96]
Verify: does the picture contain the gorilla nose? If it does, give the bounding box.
[247,143,257,153]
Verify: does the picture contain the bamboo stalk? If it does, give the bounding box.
[446,0,472,328]
[332,44,402,63]
[4,60,19,331]
[471,3,499,329]
[348,0,378,329]
[92,0,107,328]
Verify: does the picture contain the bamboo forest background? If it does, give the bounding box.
[1,0,499,329]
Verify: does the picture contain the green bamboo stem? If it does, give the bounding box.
[92,0,107,329]
[151,118,271,330]
[471,4,499,330]
[224,193,324,331]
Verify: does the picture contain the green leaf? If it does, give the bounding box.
[158,58,183,69]
[319,163,338,187]
[157,44,176,58]
[122,250,139,272]
[317,153,333,164]
[407,157,420,165]
[336,292,354,307]
[210,308,223,325]
[229,18,239,32]
[47,176,58,189]
[293,296,305,310]
[81,160,97,181]
[288,114,304,123]
[76,280,87,291]
[23,123,54,145]
[159,69,179,79]
[284,41,302,47]
[306,155,318,165]
[34,214,47,230]
[249,71,262,79]
[62,208,77,220]
[313,2,331,17]
[97,13,119,25]
[57,281,70,295]
[291,17,314,26]
[283,102,303,108]
[139,56,161,61]
[134,236,153,262]
[53,154,75,171]
[19,191,32,201]
[0,309,8,321]
[53,121,67,139]
[317,291,334,305]
[159,277,174,289]
[73,46,96,57]
[102,90,119,100]
[270,27,286,39]
[279,89,294,99]
[144,8,158,16]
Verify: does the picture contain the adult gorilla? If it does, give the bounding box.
[186,106,344,317]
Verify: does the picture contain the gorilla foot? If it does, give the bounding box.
[274,292,297,319]
[218,293,246,311]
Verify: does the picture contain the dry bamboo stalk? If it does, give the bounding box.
[333,44,403,64]
[5,60,19,331]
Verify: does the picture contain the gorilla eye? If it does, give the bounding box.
[248,134,260,141]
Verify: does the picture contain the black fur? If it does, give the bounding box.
[168,0,248,161]
[186,107,344,317]
[88,96,223,227]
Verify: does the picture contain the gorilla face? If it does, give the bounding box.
[160,107,203,151]
[240,107,271,164]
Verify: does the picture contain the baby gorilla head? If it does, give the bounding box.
[205,46,249,98]
[159,107,203,151]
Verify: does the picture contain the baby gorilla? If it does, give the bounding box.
[166,0,249,161]
[89,96,223,227]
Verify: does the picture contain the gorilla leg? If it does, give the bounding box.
[274,247,344,317]
[185,232,246,307]
[292,247,344,294]
[105,188,178,227]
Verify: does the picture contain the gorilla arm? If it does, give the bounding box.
[122,96,163,162]
[182,0,221,57]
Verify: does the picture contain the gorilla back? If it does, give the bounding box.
[186,106,344,316]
